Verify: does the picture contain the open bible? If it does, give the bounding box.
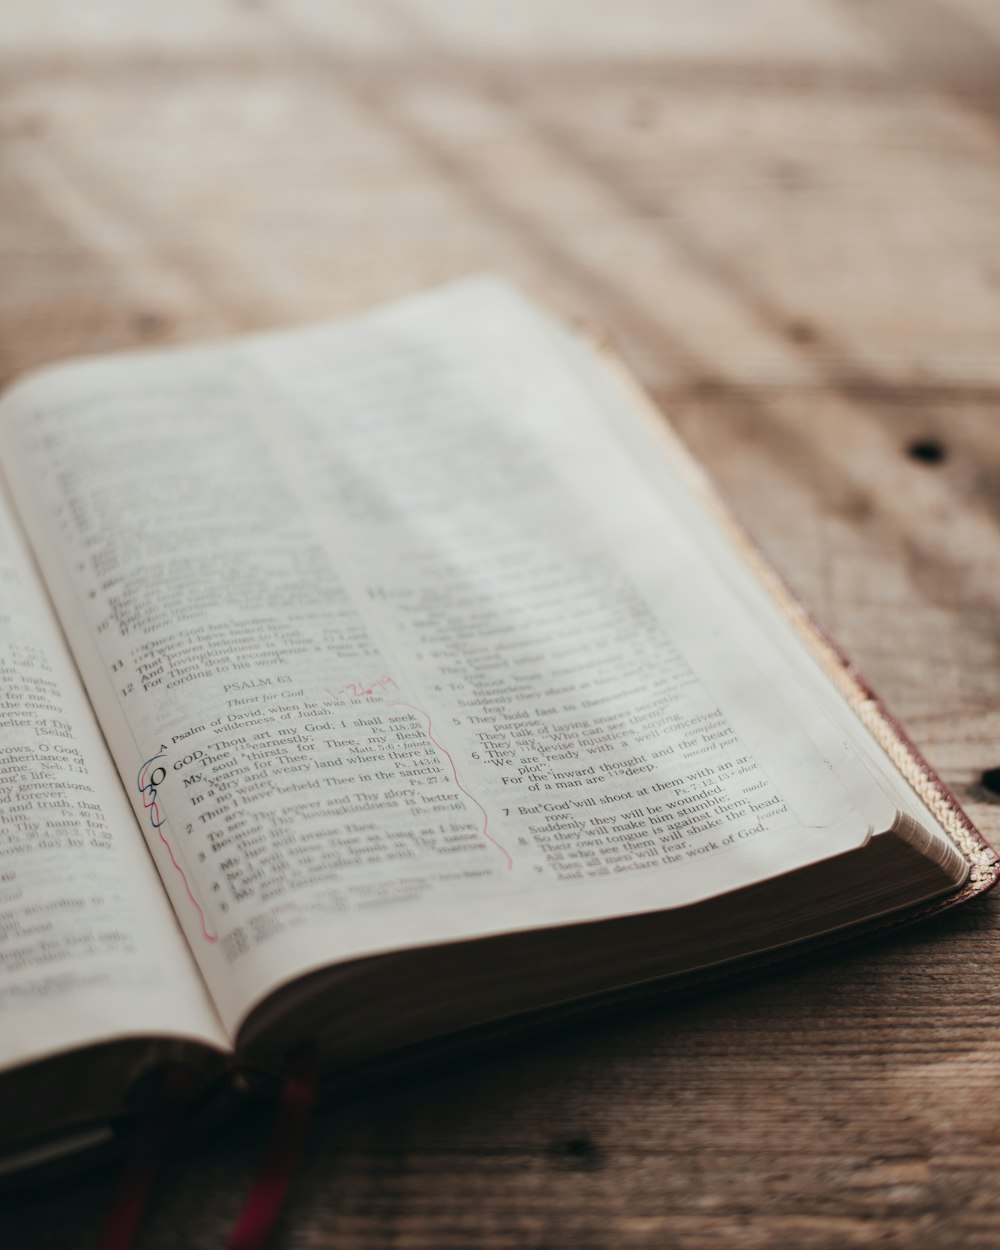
[0,279,996,1175]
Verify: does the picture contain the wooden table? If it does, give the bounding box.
[3,2,1000,1246]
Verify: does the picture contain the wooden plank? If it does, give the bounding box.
[2,1,1000,1246]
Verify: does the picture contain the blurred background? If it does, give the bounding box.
[3,0,1000,646]
[3,3,1000,1247]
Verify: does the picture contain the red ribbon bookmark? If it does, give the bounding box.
[227,1050,319,1250]
[98,1065,197,1250]
[98,1050,318,1250]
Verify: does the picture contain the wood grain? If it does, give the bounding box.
[2,1,1000,1246]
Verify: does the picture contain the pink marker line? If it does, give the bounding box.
[138,755,218,943]
[390,701,514,870]
[326,675,398,703]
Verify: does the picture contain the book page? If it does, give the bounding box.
[0,484,227,1071]
[0,279,897,1035]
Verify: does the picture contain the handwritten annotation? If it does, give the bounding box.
[137,753,218,943]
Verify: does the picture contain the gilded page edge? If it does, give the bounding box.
[585,338,1000,905]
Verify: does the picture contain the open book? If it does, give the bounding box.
[1,279,996,1175]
